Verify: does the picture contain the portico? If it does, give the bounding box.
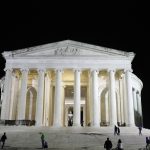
[0,40,143,127]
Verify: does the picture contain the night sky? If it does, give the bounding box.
[0,2,149,128]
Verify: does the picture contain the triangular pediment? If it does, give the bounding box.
[3,40,135,60]
[21,46,113,57]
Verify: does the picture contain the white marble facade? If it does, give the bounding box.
[0,40,143,127]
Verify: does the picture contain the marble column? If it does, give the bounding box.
[87,71,91,126]
[137,91,143,126]
[9,73,17,120]
[43,73,50,126]
[1,68,13,120]
[105,94,109,124]
[116,94,121,125]
[65,106,68,127]
[125,70,135,126]
[83,106,86,126]
[91,69,100,127]
[133,88,137,111]
[12,75,19,120]
[53,69,63,127]
[123,73,128,125]
[119,78,125,124]
[18,68,29,120]
[109,69,117,126]
[29,91,33,120]
[73,69,81,126]
[137,92,142,116]
[35,69,45,126]
[62,85,66,126]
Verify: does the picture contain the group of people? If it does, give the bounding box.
[114,125,120,135]
[104,137,123,150]
[0,132,48,149]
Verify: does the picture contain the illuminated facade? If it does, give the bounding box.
[0,40,143,127]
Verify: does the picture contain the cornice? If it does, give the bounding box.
[5,55,133,62]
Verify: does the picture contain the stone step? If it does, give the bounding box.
[0,126,149,150]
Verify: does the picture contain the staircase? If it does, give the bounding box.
[0,126,149,149]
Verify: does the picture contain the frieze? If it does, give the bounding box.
[54,46,80,56]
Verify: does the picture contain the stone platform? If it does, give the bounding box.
[0,126,150,149]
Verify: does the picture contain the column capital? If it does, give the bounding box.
[62,85,66,89]
[4,67,13,72]
[107,68,116,72]
[136,91,140,95]
[54,68,64,73]
[90,68,99,73]
[37,68,46,73]
[20,68,29,72]
[73,68,82,72]
[132,88,136,91]
[123,69,133,73]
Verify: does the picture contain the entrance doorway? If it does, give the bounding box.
[65,106,85,127]
[64,85,86,127]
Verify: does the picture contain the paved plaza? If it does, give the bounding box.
[0,126,150,149]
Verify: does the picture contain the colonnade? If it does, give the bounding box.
[1,67,140,127]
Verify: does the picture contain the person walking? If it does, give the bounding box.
[104,137,113,150]
[39,132,45,149]
[138,126,142,135]
[44,140,48,148]
[146,137,150,149]
[117,127,120,135]
[114,125,118,135]
[0,132,7,149]
[117,139,123,150]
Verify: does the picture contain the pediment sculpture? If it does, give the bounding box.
[54,46,80,56]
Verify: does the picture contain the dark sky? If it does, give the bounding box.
[0,2,149,128]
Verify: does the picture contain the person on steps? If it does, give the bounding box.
[104,137,112,150]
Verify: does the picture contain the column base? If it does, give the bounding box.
[53,123,62,128]
[109,124,116,127]
[73,123,81,127]
[35,123,43,127]
[91,125,100,128]
[91,123,100,127]
[109,122,118,127]
[127,124,135,127]
[35,120,43,126]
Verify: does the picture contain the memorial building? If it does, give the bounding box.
[0,40,143,127]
